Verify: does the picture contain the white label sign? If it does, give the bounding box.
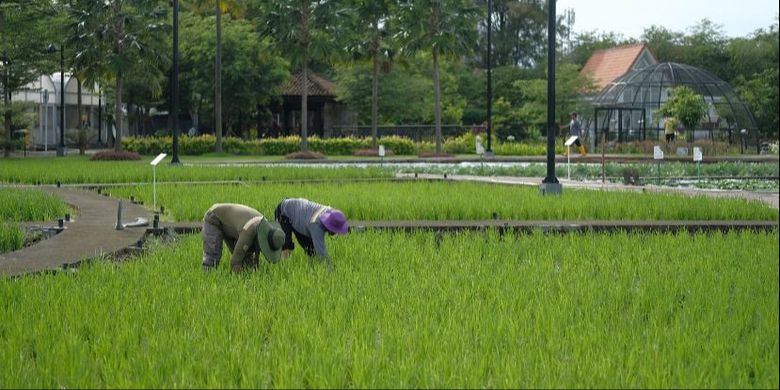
[693,147,702,162]
[653,146,664,160]
[378,145,385,157]
[150,153,167,166]
[564,136,579,146]
[476,142,485,155]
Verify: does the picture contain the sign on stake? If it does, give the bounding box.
[150,153,167,212]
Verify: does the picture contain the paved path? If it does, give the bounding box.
[0,187,151,277]
[397,173,780,210]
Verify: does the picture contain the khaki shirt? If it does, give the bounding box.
[204,203,265,267]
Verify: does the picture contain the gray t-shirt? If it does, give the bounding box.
[569,118,582,137]
[279,198,331,258]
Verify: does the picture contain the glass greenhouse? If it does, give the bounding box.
[585,62,757,148]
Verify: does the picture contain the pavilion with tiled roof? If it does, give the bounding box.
[268,71,353,138]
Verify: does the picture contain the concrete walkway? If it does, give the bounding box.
[0,187,151,277]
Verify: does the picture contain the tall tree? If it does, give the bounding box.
[262,0,342,151]
[185,0,246,151]
[179,12,287,136]
[478,0,547,68]
[396,0,479,154]
[0,0,59,157]
[67,0,168,152]
[343,0,396,148]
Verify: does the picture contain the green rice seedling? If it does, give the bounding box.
[0,157,391,184]
[0,223,25,253]
[109,181,778,222]
[0,230,777,388]
[0,188,70,222]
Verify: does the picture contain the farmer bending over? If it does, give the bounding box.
[274,198,349,267]
[202,203,285,273]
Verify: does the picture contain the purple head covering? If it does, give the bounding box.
[320,209,349,234]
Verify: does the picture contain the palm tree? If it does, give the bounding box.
[185,0,245,152]
[344,0,396,149]
[396,0,479,154]
[262,0,341,151]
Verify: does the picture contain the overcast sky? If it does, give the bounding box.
[555,0,779,39]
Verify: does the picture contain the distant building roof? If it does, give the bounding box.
[581,43,658,90]
[281,71,337,97]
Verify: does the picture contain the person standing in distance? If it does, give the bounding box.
[274,198,349,268]
[560,111,587,156]
[201,203,285,273]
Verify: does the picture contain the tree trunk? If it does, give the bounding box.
[301,65,309,151]
[432,50,443,154]
[215,1,223,152]
[76,77,83,129]
[371,27,379,149]
[3,88,11,157]
[114,75,123,152]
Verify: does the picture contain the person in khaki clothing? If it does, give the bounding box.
[202,203,285,273]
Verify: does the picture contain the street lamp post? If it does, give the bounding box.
[170,0,181,164]
[48,44,66,157]
[485,0,494,156]
[540,0,561,195]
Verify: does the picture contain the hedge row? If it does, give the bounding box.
[121,134,554,156]
[121,135,417,156]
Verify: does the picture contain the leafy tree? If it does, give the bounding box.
[67,0,169,152]
[681,19,731,81]
[658,86,707,133]
[396,0,479,154]
[495,63,595,140]
[641,25,685,64]
[261,0,343,151]
[735,68,779,140]
[335,53,467,126]
[477,0,548,68]
[179,12,287,137]
[1,0,59,157]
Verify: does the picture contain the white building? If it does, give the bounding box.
[11,74,117,150]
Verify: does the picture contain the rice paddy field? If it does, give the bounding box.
[1,157,779,388]
[0,189,70,254]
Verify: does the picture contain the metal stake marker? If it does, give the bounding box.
[653,145,664,185]
[150,153,167,212]
[116,200,123,230]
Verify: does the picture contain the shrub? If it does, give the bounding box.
[90,151,141,161]
[377,136,415,155]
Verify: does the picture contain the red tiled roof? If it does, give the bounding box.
[281,71,337,97]
[581,44,654,90]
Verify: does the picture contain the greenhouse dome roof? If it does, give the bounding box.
[592,62,756,132]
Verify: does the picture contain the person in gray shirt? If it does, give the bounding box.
[559,111,587,156]
[274,198,349,265]
[202,203,285,273]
